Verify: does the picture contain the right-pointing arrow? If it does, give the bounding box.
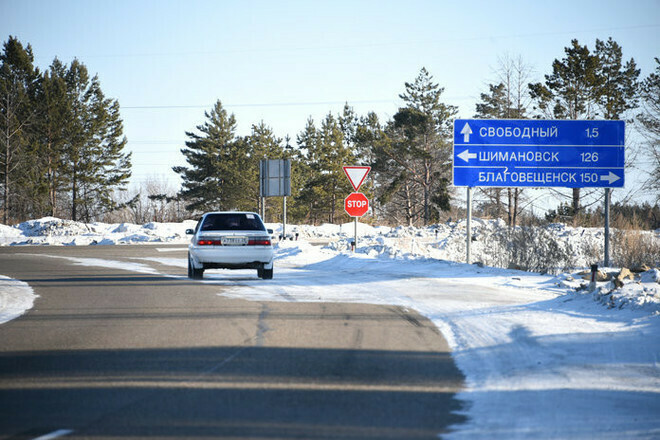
[601,171,621,184]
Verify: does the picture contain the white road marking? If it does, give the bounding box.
[33,429,73,440]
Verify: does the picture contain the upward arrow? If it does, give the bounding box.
[461,122,473,142]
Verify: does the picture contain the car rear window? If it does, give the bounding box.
[200,213,266,231]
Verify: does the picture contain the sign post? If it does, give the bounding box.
[466,187,472,264]
[260,159,291,240]
[343,166,371,251]
[453,119,625,265]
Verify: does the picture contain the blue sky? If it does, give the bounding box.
[1,0,659,205]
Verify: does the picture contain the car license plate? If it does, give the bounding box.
[222,237,248,246]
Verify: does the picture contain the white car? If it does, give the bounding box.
[186,212,274,280]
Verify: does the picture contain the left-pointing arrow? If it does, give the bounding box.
[600,171,621,184]
[457,149,477,163]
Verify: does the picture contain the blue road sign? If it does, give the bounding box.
[453,119,625,188]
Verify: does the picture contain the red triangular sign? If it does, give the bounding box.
[343,166,371,191]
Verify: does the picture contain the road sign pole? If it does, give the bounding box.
[283,196,287,241]
[354,217,358,252]
[604,188,611,267]
[466,187,472,264]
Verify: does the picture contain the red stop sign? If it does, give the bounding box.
[345,192,369,217]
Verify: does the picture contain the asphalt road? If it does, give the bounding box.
[0,245,465,439]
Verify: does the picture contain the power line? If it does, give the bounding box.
[121,99,399,110]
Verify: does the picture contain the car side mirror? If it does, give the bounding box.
[267,229,274,235]
[185,229,194,235]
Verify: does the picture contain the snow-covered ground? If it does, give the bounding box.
[1,217,659,438]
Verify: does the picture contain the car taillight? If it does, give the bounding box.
[197,239,222,246]
[248,237,271,246]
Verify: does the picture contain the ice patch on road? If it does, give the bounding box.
[129,257,187,268]
[33,254,161,275]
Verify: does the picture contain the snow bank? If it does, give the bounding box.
[2,217,197,246]
[1,217,658,312]
[556,269,660,314]
[0,276,38,324]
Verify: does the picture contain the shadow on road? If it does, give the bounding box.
[0,345,466,439]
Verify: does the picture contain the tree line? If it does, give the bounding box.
[172,67,458,226]
[2,35,659,227]
[0,36,131,224]
[174,38,658,227]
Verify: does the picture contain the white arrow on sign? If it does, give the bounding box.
[460,122,473,142]
[457,149,477,163]
[601,171,621,184]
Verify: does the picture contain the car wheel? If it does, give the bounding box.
[188,254,204,280]
[262,268,273,280]
[257,268,264,278]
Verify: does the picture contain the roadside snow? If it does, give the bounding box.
[3,216,197,246]
[1,217,659,438]
[216,241,660,439]
[0,275,38,324]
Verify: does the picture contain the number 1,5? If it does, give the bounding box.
[585,128,599,138]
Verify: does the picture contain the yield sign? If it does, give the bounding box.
[343,166,371,191]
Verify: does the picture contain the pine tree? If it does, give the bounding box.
[0,36,40,223]
[376,67,457,225]
[476,83,509,118]
[320,112,354,222]
[294,118,320,223]
[638,58,660,201]
[529,39,602,121]
[529,39,637,215]
[246,121,285,218]
[36,58,69,217]
[339,103,358,153]
[370,117,418,225]
[296,113,354,224]
[173,100,242,213]
[59,60,131,221]
[594,37,640,120]
[76,82,131,222]
[529,40,601,215]
[352,112,383,215]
